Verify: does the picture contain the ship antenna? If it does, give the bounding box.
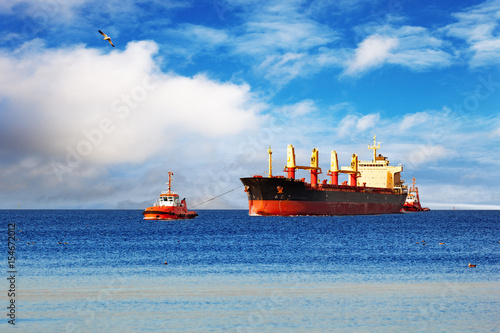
[368,135,381,161]
[167,171,173,194]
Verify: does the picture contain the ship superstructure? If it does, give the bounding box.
[352,139,404,189]
[240,136,407,216]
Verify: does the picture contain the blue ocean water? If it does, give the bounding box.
[1,210,499,332]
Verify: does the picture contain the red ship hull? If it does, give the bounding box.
[400,203,430,212]
[241,177,406,216]
[248,199,405,216]
[143,207,198,220]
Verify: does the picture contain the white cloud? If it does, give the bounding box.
[399,112,431,131]
[338,115,358,137]
[343,24,453,76]
[153,1,342,84]
[0,0,95,26]
[470,38,500,66]
[444,0,500,67]
[309,0,374,14]
[0,0,76,14]
[254,48,345,84]
[224,1,340,83]
[356,113,380,131]
[337,113,380,137]
[344,35,399,76]
[328,102,353,112]
[235,20,334,55]
[404,144,450,167]
[390,49,452,69]
[424,184,500,209]
[0,0,188,21]
[277,99,317,117]
[257,52,314,84]
[170,24,229,48]
[431,203,500,210]
[0,40,264,202]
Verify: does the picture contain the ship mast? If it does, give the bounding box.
[268,146,273,177]
[368,135,381,161]
[411,177,420,202]
[411,177,416,192]
[167,171,173,195]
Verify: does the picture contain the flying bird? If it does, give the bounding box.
[98,30,114,47]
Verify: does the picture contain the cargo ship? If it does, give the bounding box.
[143,172,198,220]
[400,177,430,212]
[240,136,407,216]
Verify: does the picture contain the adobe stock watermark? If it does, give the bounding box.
[9,0,61,49]
[405,73,500,169]
[6,223,17,326]
[234,289,287,333]
[51,75,159,181]
[369,0,404,34]
[212,0,235,21]
[412,281,468,332]
[452,74,500,117]
[233,275,305,333]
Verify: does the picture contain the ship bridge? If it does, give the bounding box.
[157,193,181,207]
[347,136,404,189]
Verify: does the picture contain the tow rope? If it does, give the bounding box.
[191,185,244,208]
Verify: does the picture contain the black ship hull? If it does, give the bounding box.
[240,177,407,216]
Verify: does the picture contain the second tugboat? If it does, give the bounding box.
[143,172,198,220]
[401,177,430,212]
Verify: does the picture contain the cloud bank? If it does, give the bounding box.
[0,40,264,207]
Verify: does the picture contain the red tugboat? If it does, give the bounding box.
[240,136,408,216]
[143,172,198,220]
[400,177,430,212]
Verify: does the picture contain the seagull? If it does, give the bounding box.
[98,30,114,47]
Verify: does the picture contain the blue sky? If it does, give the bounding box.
[1,0,499,209]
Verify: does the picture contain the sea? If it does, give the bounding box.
[1,209,499,332]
